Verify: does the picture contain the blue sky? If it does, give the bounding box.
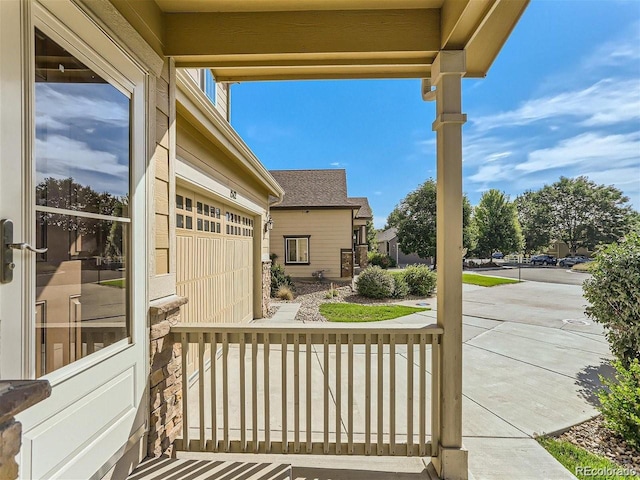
[231,1,640,229]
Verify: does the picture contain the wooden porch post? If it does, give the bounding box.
[431,50,468,480]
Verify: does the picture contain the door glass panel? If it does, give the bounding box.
[34,29,130,377]
[35,28,130,215]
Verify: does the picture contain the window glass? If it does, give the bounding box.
[176,195,183,210]
[176,214,184,229]
[286,238,309,264]
[200,69,216,104]
[34,29,130,377]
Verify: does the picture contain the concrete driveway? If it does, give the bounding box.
[406,278,612,479]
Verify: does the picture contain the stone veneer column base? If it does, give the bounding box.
[262,260,272,317]
[0,380,51,480]
[356,245,368,267]
[148,295,188,458]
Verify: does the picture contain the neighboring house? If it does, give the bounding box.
[269,169,365,280]
[350,197,373,267]
[377,228,433,267]
[0,2,527,480]
[546,240,592,259]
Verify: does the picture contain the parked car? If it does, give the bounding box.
[530,254,557,266]
[559,256,592,267]
[492,252,504,259]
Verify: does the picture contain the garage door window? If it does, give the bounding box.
[285,237,310,264]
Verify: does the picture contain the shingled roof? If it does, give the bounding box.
[270,169,356,209]
[349,197,372,219]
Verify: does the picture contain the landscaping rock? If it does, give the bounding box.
[558,416,639,474]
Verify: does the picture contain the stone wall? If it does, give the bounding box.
[356,245,368,268]
[0,380,50,480]
[148,296,187,458]
[262,260,271,317]
[341,249,354,278]
[0,420,21,479]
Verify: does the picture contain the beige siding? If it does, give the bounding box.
[154,61,173,276]
[269,209,353,279]
[215,82,230,120]
[176,117,271,211]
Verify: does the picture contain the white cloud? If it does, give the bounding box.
[463,132,521,167]
[468,164,513,184]
[36,84,128,128]
[516,132,640,173]
[582,21,640,69]
[486,151,512,162]
[36,134,128,195]
[472,78,640,132]
[374,191,382,196]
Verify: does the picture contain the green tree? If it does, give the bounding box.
[366,219,377,250]
[541,176,632,255]
[472,189,523,258]
[386,179,473,259]
[515,190,554,254]
[583,232,640,364]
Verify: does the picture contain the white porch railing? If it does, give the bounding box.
[172,323,442,458]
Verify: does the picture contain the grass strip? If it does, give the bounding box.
[99,278,126,288]
[537,436,639,480]
[463,273,519,287]
[319,303,428,323]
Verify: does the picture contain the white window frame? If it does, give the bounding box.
[285,237,310,265]
[26,1,148,383]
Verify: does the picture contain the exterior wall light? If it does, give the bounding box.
[264,216,274,233]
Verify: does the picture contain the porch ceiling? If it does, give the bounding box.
[114,0,528,80]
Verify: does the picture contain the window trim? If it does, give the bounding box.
[284,235,311,265]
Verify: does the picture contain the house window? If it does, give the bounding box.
[199,69,216,105]
[285,237,310,264]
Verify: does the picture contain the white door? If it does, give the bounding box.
[0,1,148,479]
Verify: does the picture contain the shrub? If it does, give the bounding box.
[597,359,640,448]
[324,283,339,299]
[403,264,437,296]
[356,266,394,299]
[367,251,394,269]
[583,233,640,364]
[276,286,294,301]
[390,271,410,298]
[271,262,294,297]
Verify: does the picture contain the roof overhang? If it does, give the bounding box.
[175,70,285,199]
[111,0,529,81]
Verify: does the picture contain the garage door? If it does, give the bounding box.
[176,186,254,327]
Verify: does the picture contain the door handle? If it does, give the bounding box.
[8,243,48,254]
[1,219,48,284]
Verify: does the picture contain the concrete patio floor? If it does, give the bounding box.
[182,278,611,480]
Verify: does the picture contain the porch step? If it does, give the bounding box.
[127,457,292,480]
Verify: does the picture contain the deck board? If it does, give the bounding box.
[127,457,292,480]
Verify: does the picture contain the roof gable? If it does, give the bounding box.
[349,197,372,219]
[270,169,355,209]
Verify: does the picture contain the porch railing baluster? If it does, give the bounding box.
[172,323,442,459]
